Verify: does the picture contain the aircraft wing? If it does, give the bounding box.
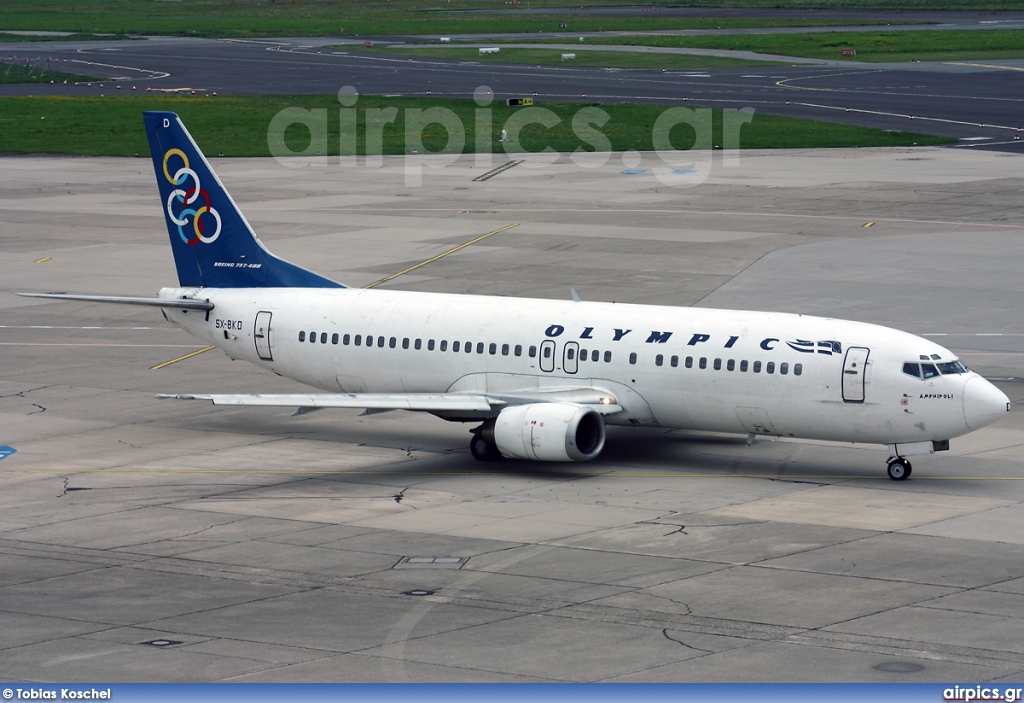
[159,393,495,412]
[158,389,623,415]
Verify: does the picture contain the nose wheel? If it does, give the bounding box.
[886,457,912,481]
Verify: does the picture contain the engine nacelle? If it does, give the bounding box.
[493,402,606,461]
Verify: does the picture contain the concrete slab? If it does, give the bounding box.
[705,485,1014,531]
[759,533,1024,589]
[589,566,954,629]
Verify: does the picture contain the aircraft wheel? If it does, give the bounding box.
[887,457,912,481]
[470,433,501,462]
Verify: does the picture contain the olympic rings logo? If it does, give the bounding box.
[163,148,221,245]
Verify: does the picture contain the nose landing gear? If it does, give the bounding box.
[886,456,912,481]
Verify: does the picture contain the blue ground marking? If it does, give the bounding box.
[674,169,698,174]
[0,446,16,460]
[620,169,647,174]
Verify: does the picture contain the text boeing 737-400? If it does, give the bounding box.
[19,112,1011,480]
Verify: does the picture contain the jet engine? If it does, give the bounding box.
[493,402,606,461]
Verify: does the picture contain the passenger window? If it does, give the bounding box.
[767,362,775,374]
[321,333,328,344]
[332,333,339,345]
[389,337,396,349]
[354,335,362,346]
[310,331,317,343]
[670,355,678,368]
[489,343,497,355]
[414,338,422,350]
[727,359,735,371]
[476,342,484,354]
[465,342,472,354]
[740,360,748,372]
[629,352,637,365]
[753,361,762,373]
[794,363,802,376]
[453,341,460,352]
[713,358,722,371]
[515,345,523,357]
[567,347,576,360]
[439,340,447,352]
[299,331,305,342]
[343,334,350,345]
[378,337,386,348]
[529,346,537,358]
[402,338,409,349]
[543,346,552,359]
[604,351,612,363]
[685,357,693,369]
[427,339,435,351]
[780,362,788,375]
[502,344,509,356]
[581,348,588,361]
[655,354,663,367]
[699,357,707,369]
[921,363,939,379]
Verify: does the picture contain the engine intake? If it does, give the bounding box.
[493,402,606,461]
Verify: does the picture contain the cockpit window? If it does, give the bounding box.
[902,362,922,378]
[905,359,970,379]
[937,360,969,375]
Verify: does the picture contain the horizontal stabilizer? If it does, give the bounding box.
[19,292,213,311]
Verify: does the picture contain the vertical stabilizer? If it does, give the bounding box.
[143,111,343,289]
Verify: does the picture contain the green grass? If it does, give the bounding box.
[344,46,780,69]
[0,31,135,42]
[0,61,99,84]
[579,28,1024,62]
[0,0,999,39]
[0,95,952,158]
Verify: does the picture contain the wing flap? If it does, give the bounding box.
[159,391,623,416]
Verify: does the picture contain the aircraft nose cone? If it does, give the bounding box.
[963,377,1010,431]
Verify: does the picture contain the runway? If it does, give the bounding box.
[2,146,1023,681]
[4,32,1024,148]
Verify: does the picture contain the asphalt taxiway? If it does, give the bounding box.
[1,146,1023,681]
[3,32,1024,147]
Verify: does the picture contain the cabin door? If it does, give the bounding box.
[842,346,870,403]
[539,340,556,373]
[254,311,273,361]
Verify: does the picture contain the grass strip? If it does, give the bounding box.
[0,61,99,84]
[0,94,953,157]
[0,32,135,42]
[0,0,948,39]
[577,28,1024,62]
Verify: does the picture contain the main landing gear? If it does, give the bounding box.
[470,424,502,462]
[886,456,912,481]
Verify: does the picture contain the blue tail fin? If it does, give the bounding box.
[143,111,344,289]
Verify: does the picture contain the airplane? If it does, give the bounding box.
[19,111,1012,480]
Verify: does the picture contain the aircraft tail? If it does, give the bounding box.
[143,111,343,289]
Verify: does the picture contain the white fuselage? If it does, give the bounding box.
[161,286,1009,448]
